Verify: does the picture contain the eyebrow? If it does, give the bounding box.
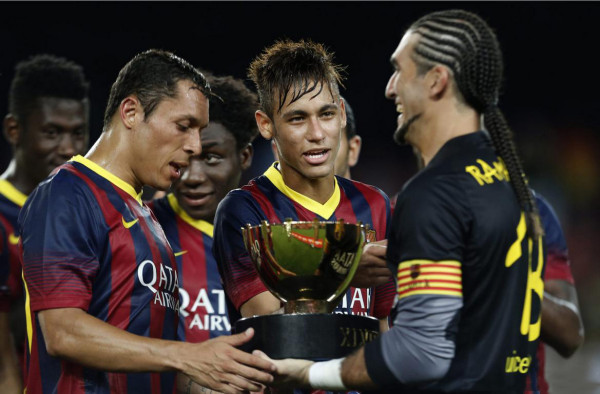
[200,141,221,149]
[281,103,338,119]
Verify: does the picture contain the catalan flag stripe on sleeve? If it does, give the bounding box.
[397,260,462,299]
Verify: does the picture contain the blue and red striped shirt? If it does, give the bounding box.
[213,162,395,322]
[0,179,26,312]
[19,155,179,394]
[149,193,230,343]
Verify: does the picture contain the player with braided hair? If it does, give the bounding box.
[258,9,545,393]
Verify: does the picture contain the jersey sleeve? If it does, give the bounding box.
[371,277,396,319]
[19,172,103,312]
[212,189,270,311]
[535,194,574,284]
[371,186,394,318]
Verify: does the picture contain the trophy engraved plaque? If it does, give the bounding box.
[234,218,380,360]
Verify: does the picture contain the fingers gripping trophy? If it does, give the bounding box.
[235,219,380,360]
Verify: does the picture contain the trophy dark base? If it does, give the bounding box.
[234,313,379,360]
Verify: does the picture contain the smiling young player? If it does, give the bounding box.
[213,40,395,333]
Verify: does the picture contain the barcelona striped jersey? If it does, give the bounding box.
[149,193,230,342]
[0,179,26,312]
[19,155,179,394]
[213,162,395,323]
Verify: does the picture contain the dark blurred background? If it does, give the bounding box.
[1,2,598,391]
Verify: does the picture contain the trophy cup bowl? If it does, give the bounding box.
[234,219,380,360]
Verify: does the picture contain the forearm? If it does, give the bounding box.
[541,291,584,357]
[39,308,183,372]
[240,291,282,317]
[177,373,219,394]
[340,347,378,390]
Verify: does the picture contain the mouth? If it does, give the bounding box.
[180,191,213,207]
[169,161,188,180]
[302,148,330,165]
[396,103,404,115]
[395,103,404,127]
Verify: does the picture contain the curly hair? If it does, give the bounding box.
[9,54,89,127]
[207,75,259,149]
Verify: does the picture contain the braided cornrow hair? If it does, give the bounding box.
[409,9,543,239]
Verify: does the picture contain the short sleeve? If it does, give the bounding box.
[19,172,102,312]
[536,194,574,284]
[371,277,396,319]
[212,190,269,310]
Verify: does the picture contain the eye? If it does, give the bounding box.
[289,115,304,123]
[42,128,58,138]
[72,129,86,138]
[204,153,223,165]
[321,111,336,118]
[176,123,190,132]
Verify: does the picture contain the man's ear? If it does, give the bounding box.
[120,96,142,129]
[3,114,21,146]
[239,143,254,171]
[339,97,347,130]
[347,135,362,168]
[255,110,274,140]
[428,65,450,99]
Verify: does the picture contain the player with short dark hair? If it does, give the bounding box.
[333,97,362,180]
[0,54,89,393]
[213,40,395,333]
[261,10,545,392]
[19,49,274,394]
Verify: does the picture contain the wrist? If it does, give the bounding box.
[308,358,347,391]
[163,340,188,372]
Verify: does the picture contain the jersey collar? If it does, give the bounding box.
[167,193,214,237]
[0,179,27,207]
[264,162,340,219]
[71,155,143,205]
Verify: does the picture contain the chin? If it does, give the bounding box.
[303,166,333,180]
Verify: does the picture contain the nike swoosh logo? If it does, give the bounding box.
[174,250,188,257]
[122,217,139,229]
[8,233,20,245]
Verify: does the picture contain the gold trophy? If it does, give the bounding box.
[235,218,379,360]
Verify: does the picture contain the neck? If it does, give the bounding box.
[1,159,38,196]
[412,103,480,166]
[278,163,335,204]
[86,125,142,193]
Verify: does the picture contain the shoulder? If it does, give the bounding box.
[398,168,465,210]
[20,165,100,226]
[215,185,262,225]
[339,177,389,202]
[533,191,567,252]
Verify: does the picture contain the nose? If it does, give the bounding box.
[306,117,326,143]
[57,134,76,158]
[181,158,206,186]
[183,130,202,156]
[385,72,397,100]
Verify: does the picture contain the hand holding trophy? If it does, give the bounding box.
[235,218,380,360]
